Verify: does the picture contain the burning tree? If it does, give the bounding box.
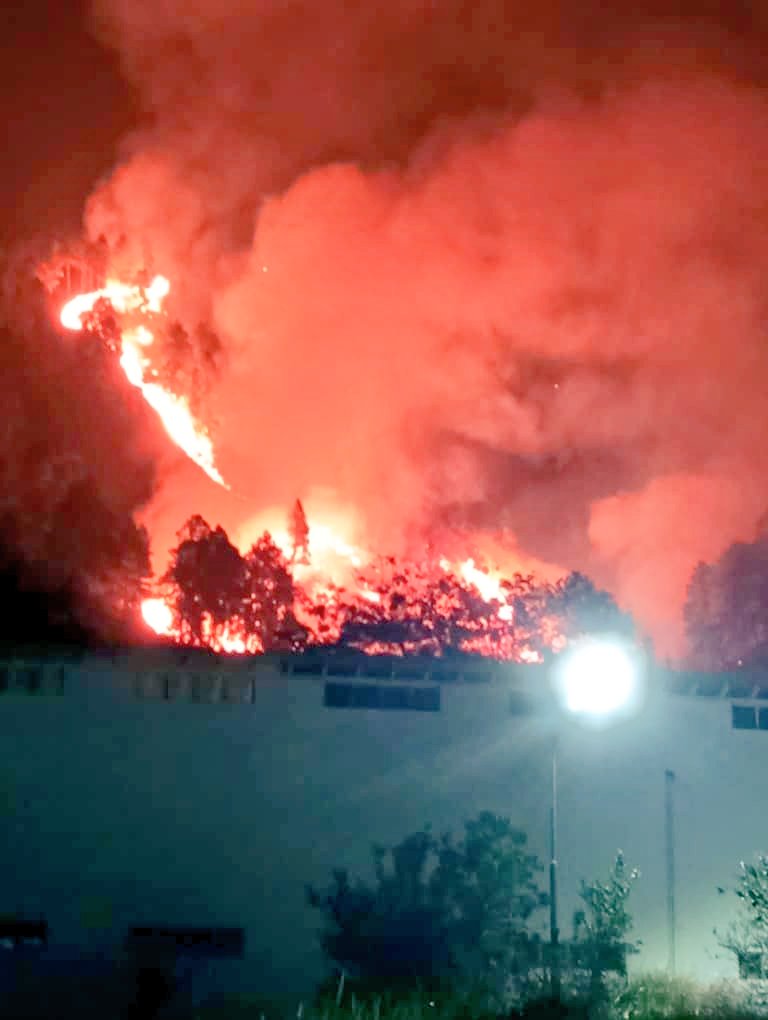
[319,558,549,660]
[155,513,633,662]
[36,249,638,661]
[163,516,248,645]
[288,499,310,566]
[162,516,307,652]
[242,533,308,650]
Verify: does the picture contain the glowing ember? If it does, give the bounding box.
[60,276,227,488]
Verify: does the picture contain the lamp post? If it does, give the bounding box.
[549,736,561,999]
[665,768,676,976]
[547,636,644,1000]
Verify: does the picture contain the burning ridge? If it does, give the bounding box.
[142,508,633,661]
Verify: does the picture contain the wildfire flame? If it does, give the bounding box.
[141,597,174,636]
[60,276,227,488]
[140,511,550,662]
[53,268,582,664]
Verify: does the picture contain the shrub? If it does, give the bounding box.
[307,812,546,1007]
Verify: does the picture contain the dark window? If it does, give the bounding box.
[758,708,768,731]
[0,668,8,693]
[324,683,440,712]
[17,667,42,693]
[732,705,757,730]
[0,920,48,950]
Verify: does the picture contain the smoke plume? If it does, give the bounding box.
[80,1,768,657]
[0,242,163,640]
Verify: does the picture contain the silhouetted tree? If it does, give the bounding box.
[716,853,768,978]
[334,559,480,655]
[243,533,308,650]
[307,811,545,1004]
[164,516,247,643]
[162,519,307,652]
[572,852,639,1001]
[288,499,310,565]
[547,573,635,644]
[684,537,768,670]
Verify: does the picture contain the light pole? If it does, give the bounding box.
[665,768,676,975]
[549,736,561,999]
[547,636,644,999]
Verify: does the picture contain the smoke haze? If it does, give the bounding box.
[75,1,768,657]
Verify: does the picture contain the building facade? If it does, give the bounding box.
[1,648,767,1002]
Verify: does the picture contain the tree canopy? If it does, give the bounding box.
[684,535,768,670]
[161,514,635,660]
[307,811,546,1002]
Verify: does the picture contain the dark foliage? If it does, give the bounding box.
[0,537,94,649]
[684,535,768,670]
[572,852,639,1000]
[546,573,635,644]
[162,513,636,661]
[163,515,308,651]
[307,812,546,1001]
[0,241,156,648]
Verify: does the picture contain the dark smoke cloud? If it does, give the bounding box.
[0,243,163,640]
[82,1,768,657]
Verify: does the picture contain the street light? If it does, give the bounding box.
[553,635,643,725]
[545,635,644,998]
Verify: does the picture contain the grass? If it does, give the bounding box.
[2,965,768,1019]
[190,975,768,1020]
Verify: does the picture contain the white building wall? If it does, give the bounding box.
[0,652,765,1000]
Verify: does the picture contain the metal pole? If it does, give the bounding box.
[665,769,676,975]
[550,738,561,999]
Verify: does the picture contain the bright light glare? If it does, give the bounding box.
[558,638,639,718]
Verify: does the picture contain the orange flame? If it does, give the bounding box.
[140,512,555,663]
[60,276,227,488]
[141,597,174,636]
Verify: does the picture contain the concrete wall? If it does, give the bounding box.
[1,652,766,1001]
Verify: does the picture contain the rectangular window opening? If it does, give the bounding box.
[732,704,758,730]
